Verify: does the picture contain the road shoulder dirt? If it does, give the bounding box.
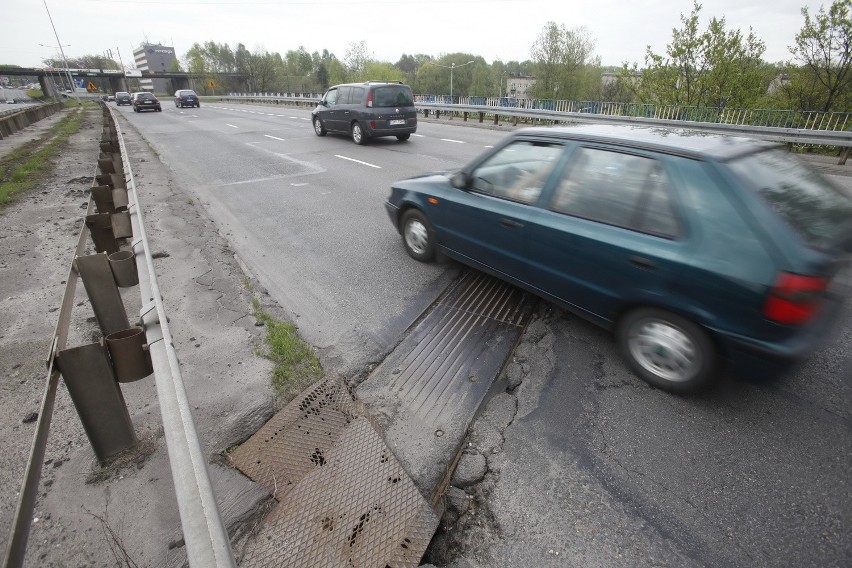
[0,106,282,566]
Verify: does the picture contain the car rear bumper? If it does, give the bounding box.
[717,293,849,370]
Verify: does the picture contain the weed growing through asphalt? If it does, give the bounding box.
[251,297,323,403]
[0,105,86,211]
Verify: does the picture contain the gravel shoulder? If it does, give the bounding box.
[0,106,283,566]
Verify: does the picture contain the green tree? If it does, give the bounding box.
[788,0,852,111]
[621,1,767,108]
[530,22,600,100]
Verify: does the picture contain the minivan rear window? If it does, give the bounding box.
[727,148,852,248]
[373,86,413,107]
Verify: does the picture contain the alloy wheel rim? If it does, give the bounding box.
[314,120,322,135]
[404,219,428,255]
[628,319,698,382]
[353,125,362,143]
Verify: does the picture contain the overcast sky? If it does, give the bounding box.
[2,0,830,70]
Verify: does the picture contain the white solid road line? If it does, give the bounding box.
[264,135,285,141]
[335,155,381,169]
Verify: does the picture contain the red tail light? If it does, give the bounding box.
[367,91,373,107]
[763,272,827,325]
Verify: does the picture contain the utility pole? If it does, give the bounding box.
[42,0,80,104]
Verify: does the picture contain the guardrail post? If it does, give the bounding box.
[75,253,130,336]
[55,342,139,464]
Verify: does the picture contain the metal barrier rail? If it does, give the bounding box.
[0,101,66,140]
[2,104,236,568]
[221,93,852,145]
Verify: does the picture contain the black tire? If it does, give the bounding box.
[400,209,436,262]
[617,308,718,393]
[196,102,200,108]
[351,122,367,145]
[396,133,411,141]
[157,108,162,112]
[313,117,326,136]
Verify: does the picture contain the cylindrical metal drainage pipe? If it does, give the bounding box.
[108,250,139,287]
[105,327,153,383]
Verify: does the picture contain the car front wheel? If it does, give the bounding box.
[617,308,718,393]
[313,117,326,136]
[351,122,366,145]
[401,209,435,262]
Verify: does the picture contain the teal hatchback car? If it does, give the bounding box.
[385,125,852,393]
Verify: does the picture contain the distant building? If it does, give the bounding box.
[133,43,176,93]
[768,73,791,95]
[507,75,535,99]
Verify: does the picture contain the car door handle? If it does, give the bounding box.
[630,256,656,270]
[500,218,524,229]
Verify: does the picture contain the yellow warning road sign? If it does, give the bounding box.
[87,81,97,92]
[208,80,217,88]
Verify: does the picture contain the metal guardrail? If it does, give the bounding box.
[3,104,236,568]
[221,93,852,151]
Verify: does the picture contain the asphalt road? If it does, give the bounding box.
[116,100,851,567]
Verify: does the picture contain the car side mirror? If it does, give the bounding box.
[320,99,329,107]
[450,171,470,189]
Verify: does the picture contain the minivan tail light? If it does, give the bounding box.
[763,272,827,325]
[367,91,373,107]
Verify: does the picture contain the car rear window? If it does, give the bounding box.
[726,148,852,248]
[373,86,413,107]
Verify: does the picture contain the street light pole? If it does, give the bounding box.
[427,60,474,103]
[42,0,80,104]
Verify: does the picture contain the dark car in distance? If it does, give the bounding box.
[115,91,132,106]
[132,92,161,112]
[312,81,417,144]
[174,89,200,108]
[385,125,852,393]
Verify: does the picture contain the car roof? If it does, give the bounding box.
[514,124,775,161]
[331,81,409,88]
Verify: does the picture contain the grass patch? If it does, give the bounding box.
[0,106,86,211]
[251,297,323,402]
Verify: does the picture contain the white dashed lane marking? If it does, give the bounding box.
[264,135,285,141]
[226,124,238,128]
[335,155,381,169]
[441,138,464,144]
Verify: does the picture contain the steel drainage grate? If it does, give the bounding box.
[231,377,438,567]
[229,376,360,499]
[356,270,533,503]
[240,417,437,568]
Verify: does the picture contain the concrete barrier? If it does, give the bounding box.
[0,101,66,140]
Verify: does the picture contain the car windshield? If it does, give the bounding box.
[137,93,154,100]
[726,148,852,248]
[373,86,413,107]
[180,91,196,96]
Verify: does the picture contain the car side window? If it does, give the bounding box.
[338,86,352,104]
[324,88,338,105]
[470,140,563,204]
[350,87,365,105]
[550,147,679,237]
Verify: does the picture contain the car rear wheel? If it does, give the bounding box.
[401,209,435,262]
[351,122,366,145]
[617,308,718,393]
[313,117,326,136]
[396,133,411,141]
